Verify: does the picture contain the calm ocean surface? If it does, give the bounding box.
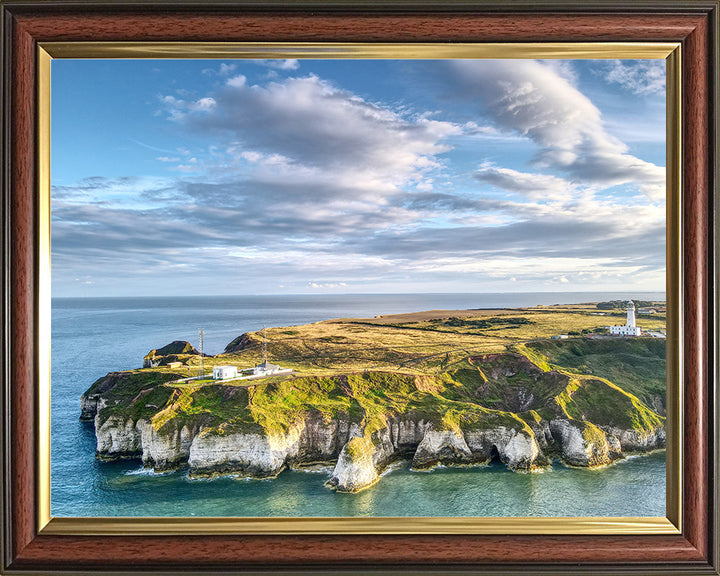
[51,292,666,517]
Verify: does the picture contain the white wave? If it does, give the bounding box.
[124,466,172,477]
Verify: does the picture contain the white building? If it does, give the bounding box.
[609,301,643,336]
[252,361,283,377]
[213,365,238,380]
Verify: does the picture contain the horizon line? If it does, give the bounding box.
[51,290,667,300]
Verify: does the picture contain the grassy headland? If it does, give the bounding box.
[82,301,667,485]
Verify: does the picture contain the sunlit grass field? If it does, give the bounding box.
[156,303,666,380]
[87,302,666,447]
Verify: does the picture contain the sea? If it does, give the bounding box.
[51,292,666,518]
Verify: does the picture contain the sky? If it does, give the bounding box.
[51,58,666,297]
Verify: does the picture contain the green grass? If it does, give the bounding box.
[91,369,184,421]
[210,305,666,374]
[550,374,664,434]
[151,384,259,435]
[86,304,666,445]
[524,338,666,410]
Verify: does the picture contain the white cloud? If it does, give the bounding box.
[603,60,666,95]
[202,63,238,76]
[226,74,247,88]
[307,281,347,289]
[195,97,216,111]
[444,60,666,200]
[254,59,300,71]
[160,95,217,120]
[474,163,578,202]
[162,74,461,208]
[53,63,667,296]
[219,63,237,76]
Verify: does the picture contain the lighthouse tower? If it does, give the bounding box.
[626,300,636,328]
[610,300,642,336]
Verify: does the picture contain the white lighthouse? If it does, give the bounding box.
[610,300,642,336]
[627,300,636,328]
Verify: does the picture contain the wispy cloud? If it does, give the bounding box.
[602,60,666,95]
[51,60,667,296]
[474,163,579,202]
[202,63,238,76]
[253,59,300,71]
[436,60,665,200]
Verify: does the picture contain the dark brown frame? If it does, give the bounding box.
[1,1,718,574]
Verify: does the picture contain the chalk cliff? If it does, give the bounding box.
[81,342,665,493]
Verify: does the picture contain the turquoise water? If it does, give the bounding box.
[51,293,666,517]
[71,448,666,517]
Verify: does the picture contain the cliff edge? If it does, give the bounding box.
[81,331,665,493]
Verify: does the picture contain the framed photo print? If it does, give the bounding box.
[1,1,717,574]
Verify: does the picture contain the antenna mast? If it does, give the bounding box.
[198,329,204,377]
[262,325,267,364]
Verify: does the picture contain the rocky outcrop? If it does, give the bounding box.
[80,393,101,421]
[140,421,202,471]
[600,425,666,452]
[464,425,544,471]
[95,414,144,460]
[80,369,181,422]
[223,333,254,354]
[387,418,431,449]
[80,372,132,420]
[549,419,620,467]
[326,437,380,492]
[325,418,548,492]
[185,419,364,479]
[91,406,664,492]
[189,429,300,478]
[143,340,200,368]
[412,429,473,469]
[295,416,361,463]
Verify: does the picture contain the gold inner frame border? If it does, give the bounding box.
[36,41,682,536]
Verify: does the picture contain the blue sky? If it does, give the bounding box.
[51,58,666,297]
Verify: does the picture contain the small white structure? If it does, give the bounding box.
[645,330,667,339]
[252,361,282,377]
[610,301,643,336]
[213,365,238,380]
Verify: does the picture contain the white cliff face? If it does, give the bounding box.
[601,425,666,452]
[388,419,432,449]
[502,430,541,468]
[464,426,541,470]
[327,438,379,493]
[549,419,614,467]
[368,426,396,467]
[295,418,362,462]
[95,415,142,458]
[140,421,200,471]
[412,429,473,469]
[525,419,553,452]
[187,424,303,478]
[80,394,100,421]
[91,405,664,490]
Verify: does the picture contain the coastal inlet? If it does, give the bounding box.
[80,302,666,494]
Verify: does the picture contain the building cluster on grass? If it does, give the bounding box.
[609,301,643,337]
[211,361,292,381]
[607,300,665,338]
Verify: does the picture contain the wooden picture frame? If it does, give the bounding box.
[1,1,717,574]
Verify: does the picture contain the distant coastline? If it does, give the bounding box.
[53,290,667,301]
